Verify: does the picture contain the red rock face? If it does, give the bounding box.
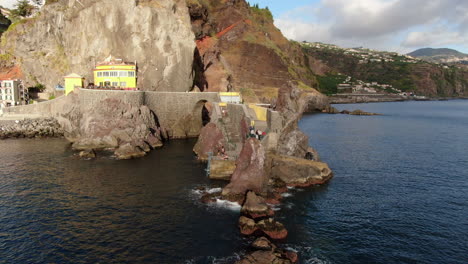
[222,138,267,197]
[193,123,225,160]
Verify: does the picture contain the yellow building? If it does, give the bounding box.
[93,55,137,90]
[64,73,84,95]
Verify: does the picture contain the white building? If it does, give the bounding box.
[0,79,27,108]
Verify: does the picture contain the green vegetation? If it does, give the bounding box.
[48,94,55,100]
[303,46,417,92]
[316,74,346,95]
[249,3,273,22]
[9,0,35,21]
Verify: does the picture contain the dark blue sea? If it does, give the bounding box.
[0,100,467,263]
[293,100,468,263]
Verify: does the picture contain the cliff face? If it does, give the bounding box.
[0,0,195,92]
[187,0,327,108]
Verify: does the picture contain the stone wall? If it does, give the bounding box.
[1,95,70,116]
[144,91,220,130]
[78,89,145,112]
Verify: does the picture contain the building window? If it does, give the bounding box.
[128,71,135,77]
[112,82,118,87]
[103,72,110,77]
[119,71,128,77]
[110,71,118,77]
[120,82,126,87]
[97,72,102,77]
[5,82,11,87]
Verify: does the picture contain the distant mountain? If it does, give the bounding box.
[408,48,468,64]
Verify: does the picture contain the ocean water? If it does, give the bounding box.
[291,100,468,263]
[0,139,244,264]
[1,100,467,264]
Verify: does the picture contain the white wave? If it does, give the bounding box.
[212,199,242,211]
[281,192,293,198]
[207,187,222,194]
[287,186,295,190]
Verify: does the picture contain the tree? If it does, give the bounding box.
[11,0,34,18]
[31,0,43,6]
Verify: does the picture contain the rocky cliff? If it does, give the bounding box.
[186,0,328,109]
[0,0,195,92]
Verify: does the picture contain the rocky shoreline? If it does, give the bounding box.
[0,118,64,139]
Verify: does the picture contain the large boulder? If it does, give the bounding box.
[71,98,163,158]
[193,123,225,161]
[235,250,294,264]
[257,218,288,240]
[209,160,236,181]
[241,191,273,219]
[270,154,333,187]
[222,138,268,200]
[114,143,146,160]
[239,216,258,236]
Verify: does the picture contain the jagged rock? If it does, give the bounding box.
[222,138,267,199]
[257,218,288,240]
[145,132,163,149]
[79,149,96,159]
[241,191,273,219]
[209,160,236,181]
[200,191,221,204]
[193,123,225,161]
[270,154,333,187]
[238,216,258,236]
[0,118,64,139]
[349,109,381,116]
[235,250,293,264]
[322,105,340,114]
[251,237,275,251]
[114,143,146,160]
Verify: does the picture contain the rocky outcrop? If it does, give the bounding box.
[79,149,96,159]
[193,122,225,161]
[70,98,164,159]
[270,154,333,187]
[256,218,288,240]
[209,160,236,181]
[222,138,268,200]
[1,0,195,92]
[241,191,273,219]
[236,236,297,264]
[239,216,258,236]
[0,118,64,139]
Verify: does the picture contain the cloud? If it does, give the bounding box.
[402,27,468,48]
[275,0,468,52]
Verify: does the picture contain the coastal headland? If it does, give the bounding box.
[2,0,466,263]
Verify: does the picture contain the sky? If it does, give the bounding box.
[249,0,468,54]
[2,0,467,54]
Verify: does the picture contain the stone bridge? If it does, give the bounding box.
[0,89,221,138]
